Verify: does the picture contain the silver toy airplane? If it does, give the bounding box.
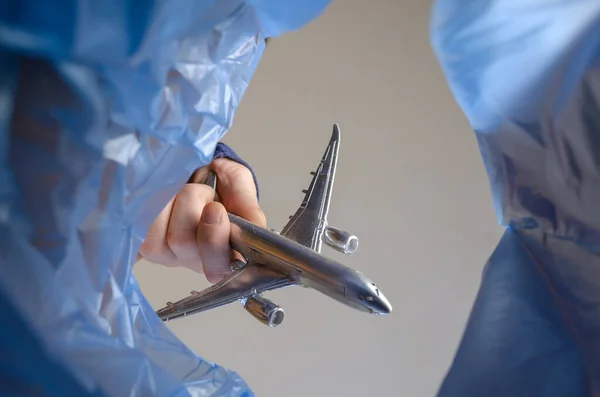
[156,124,392,327]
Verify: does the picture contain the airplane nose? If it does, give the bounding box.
[374,291,392,315]
[381,296,392,314]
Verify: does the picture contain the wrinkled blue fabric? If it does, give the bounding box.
[0,1,331,396]
[431,1,600,396]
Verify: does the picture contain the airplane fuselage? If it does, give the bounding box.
[228,213,392,315]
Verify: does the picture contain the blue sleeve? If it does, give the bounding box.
[0,291,106,397]
[430,1,600,396]
[0,1,332,396]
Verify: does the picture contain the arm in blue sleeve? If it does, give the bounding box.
[431,1,600,396]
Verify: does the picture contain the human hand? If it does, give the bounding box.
[138,158,266,283]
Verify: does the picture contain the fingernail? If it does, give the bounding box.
[202,203,222,224]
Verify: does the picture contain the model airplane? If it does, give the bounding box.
[156,124,392,327]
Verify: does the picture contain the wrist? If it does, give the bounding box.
[212,142,260,201]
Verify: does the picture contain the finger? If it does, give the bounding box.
[166,184,215,270]
[211,158,266,228]
[187,166,209,184]
[197,201,232,283]
[138,197,177,264]
[188,165,222,202]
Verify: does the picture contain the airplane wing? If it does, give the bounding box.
[280,124,340,253]
[156,263,295,322]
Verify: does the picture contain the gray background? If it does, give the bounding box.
[135,1,504,395]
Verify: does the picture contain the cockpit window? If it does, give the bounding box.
[370,282,381,296]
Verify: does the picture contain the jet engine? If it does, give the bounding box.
[323,225,359,254]
[243,295,285,327]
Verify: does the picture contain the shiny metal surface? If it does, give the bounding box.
[157,124,392,325]
[279,124,341,254]
[243,295,285,327]
[323,225,359,254]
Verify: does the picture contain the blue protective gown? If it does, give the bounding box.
[431,1,600,396]
[0,1,330,396]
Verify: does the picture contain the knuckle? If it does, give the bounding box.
[231,165,254,185]
[178,183,213,202]
[197,225,227,246]
[139,240,172,262]
[213,158,254,185]
[166,230,197,254]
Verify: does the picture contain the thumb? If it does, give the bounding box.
[197,201,232,284]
